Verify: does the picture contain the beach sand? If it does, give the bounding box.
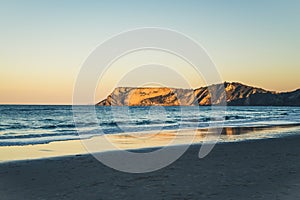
[0,135,299,200]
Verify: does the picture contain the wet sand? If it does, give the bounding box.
[0,135,299,200]
[0,124,298,162]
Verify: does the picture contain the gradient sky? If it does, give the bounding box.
[0,0,299,104]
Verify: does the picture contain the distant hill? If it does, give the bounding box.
[96,82,300,106]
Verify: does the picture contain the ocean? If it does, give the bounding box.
[0,105,300,146]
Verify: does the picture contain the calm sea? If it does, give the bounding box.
[0,105,300,146]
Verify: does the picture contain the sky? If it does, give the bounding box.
[0,0,299,104]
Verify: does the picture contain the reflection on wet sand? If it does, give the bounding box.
[0,123,299,162]
[220,123,300,136]
[108,123,300,150]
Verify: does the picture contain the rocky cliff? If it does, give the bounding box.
[96,82,300,106]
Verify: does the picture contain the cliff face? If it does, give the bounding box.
[97,87,197,106]
[96,82,300,106]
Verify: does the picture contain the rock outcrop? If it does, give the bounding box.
[96,82,300,106]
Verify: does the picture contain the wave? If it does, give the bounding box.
[39,124,76,129]
[225,115,247,120]
[0,132,78,140]
[0,123,76,130]
[0,124,30,130]
[0,106,299,147]
[1,123,300,147]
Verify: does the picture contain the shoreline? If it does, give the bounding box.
[0,124,299,163]
[0,134,299,199]
[2,133,300,165]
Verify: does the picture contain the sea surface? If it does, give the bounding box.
[0,105,300,146]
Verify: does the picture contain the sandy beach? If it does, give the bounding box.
[0,134,299,200]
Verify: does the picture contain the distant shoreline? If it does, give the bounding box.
[97,82,300,106]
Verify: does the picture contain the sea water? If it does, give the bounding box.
[0,105,300,146]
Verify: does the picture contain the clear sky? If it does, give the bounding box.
[0,0,299,104]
